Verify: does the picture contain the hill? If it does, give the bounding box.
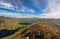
[0,17,60,39]
[20,22,60,39]
[0,16,19,30]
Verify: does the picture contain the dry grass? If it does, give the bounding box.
[32,22,60,39]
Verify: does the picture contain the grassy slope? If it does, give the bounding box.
[2,24,30,39]
[3,20,60,39]
[0,16,19,30]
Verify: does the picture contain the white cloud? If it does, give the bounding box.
[19,7,26,12]
[41,0,60,18]
[0,0,35,14]
[0,1,19,12]
[29,9,35,13]
[19,6,35,13]
[0,1,16,11]
[0,12,36,18]
[0,1,14,7]
[0,12,21,18]
[21,14,37,18]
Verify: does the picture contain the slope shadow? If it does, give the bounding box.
[0,27,20,38]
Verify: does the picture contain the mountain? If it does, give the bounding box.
[0,16,60,39]
[0,16,19,30]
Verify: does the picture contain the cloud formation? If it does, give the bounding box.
[41,0,60,18]
[0,1,14,7]
[0,12,37,18]
[0,0,60,18]
[0,12,21,18]
[0,1,15,10]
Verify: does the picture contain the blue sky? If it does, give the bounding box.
[0,0,60,18]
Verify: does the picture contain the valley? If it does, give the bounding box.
[0,16,60,39]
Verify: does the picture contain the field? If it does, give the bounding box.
[0,16,60,39]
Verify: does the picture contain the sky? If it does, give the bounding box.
[0,0,60,18]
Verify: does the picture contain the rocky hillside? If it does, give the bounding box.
[19,22,60,39]
[32,23,60,39]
